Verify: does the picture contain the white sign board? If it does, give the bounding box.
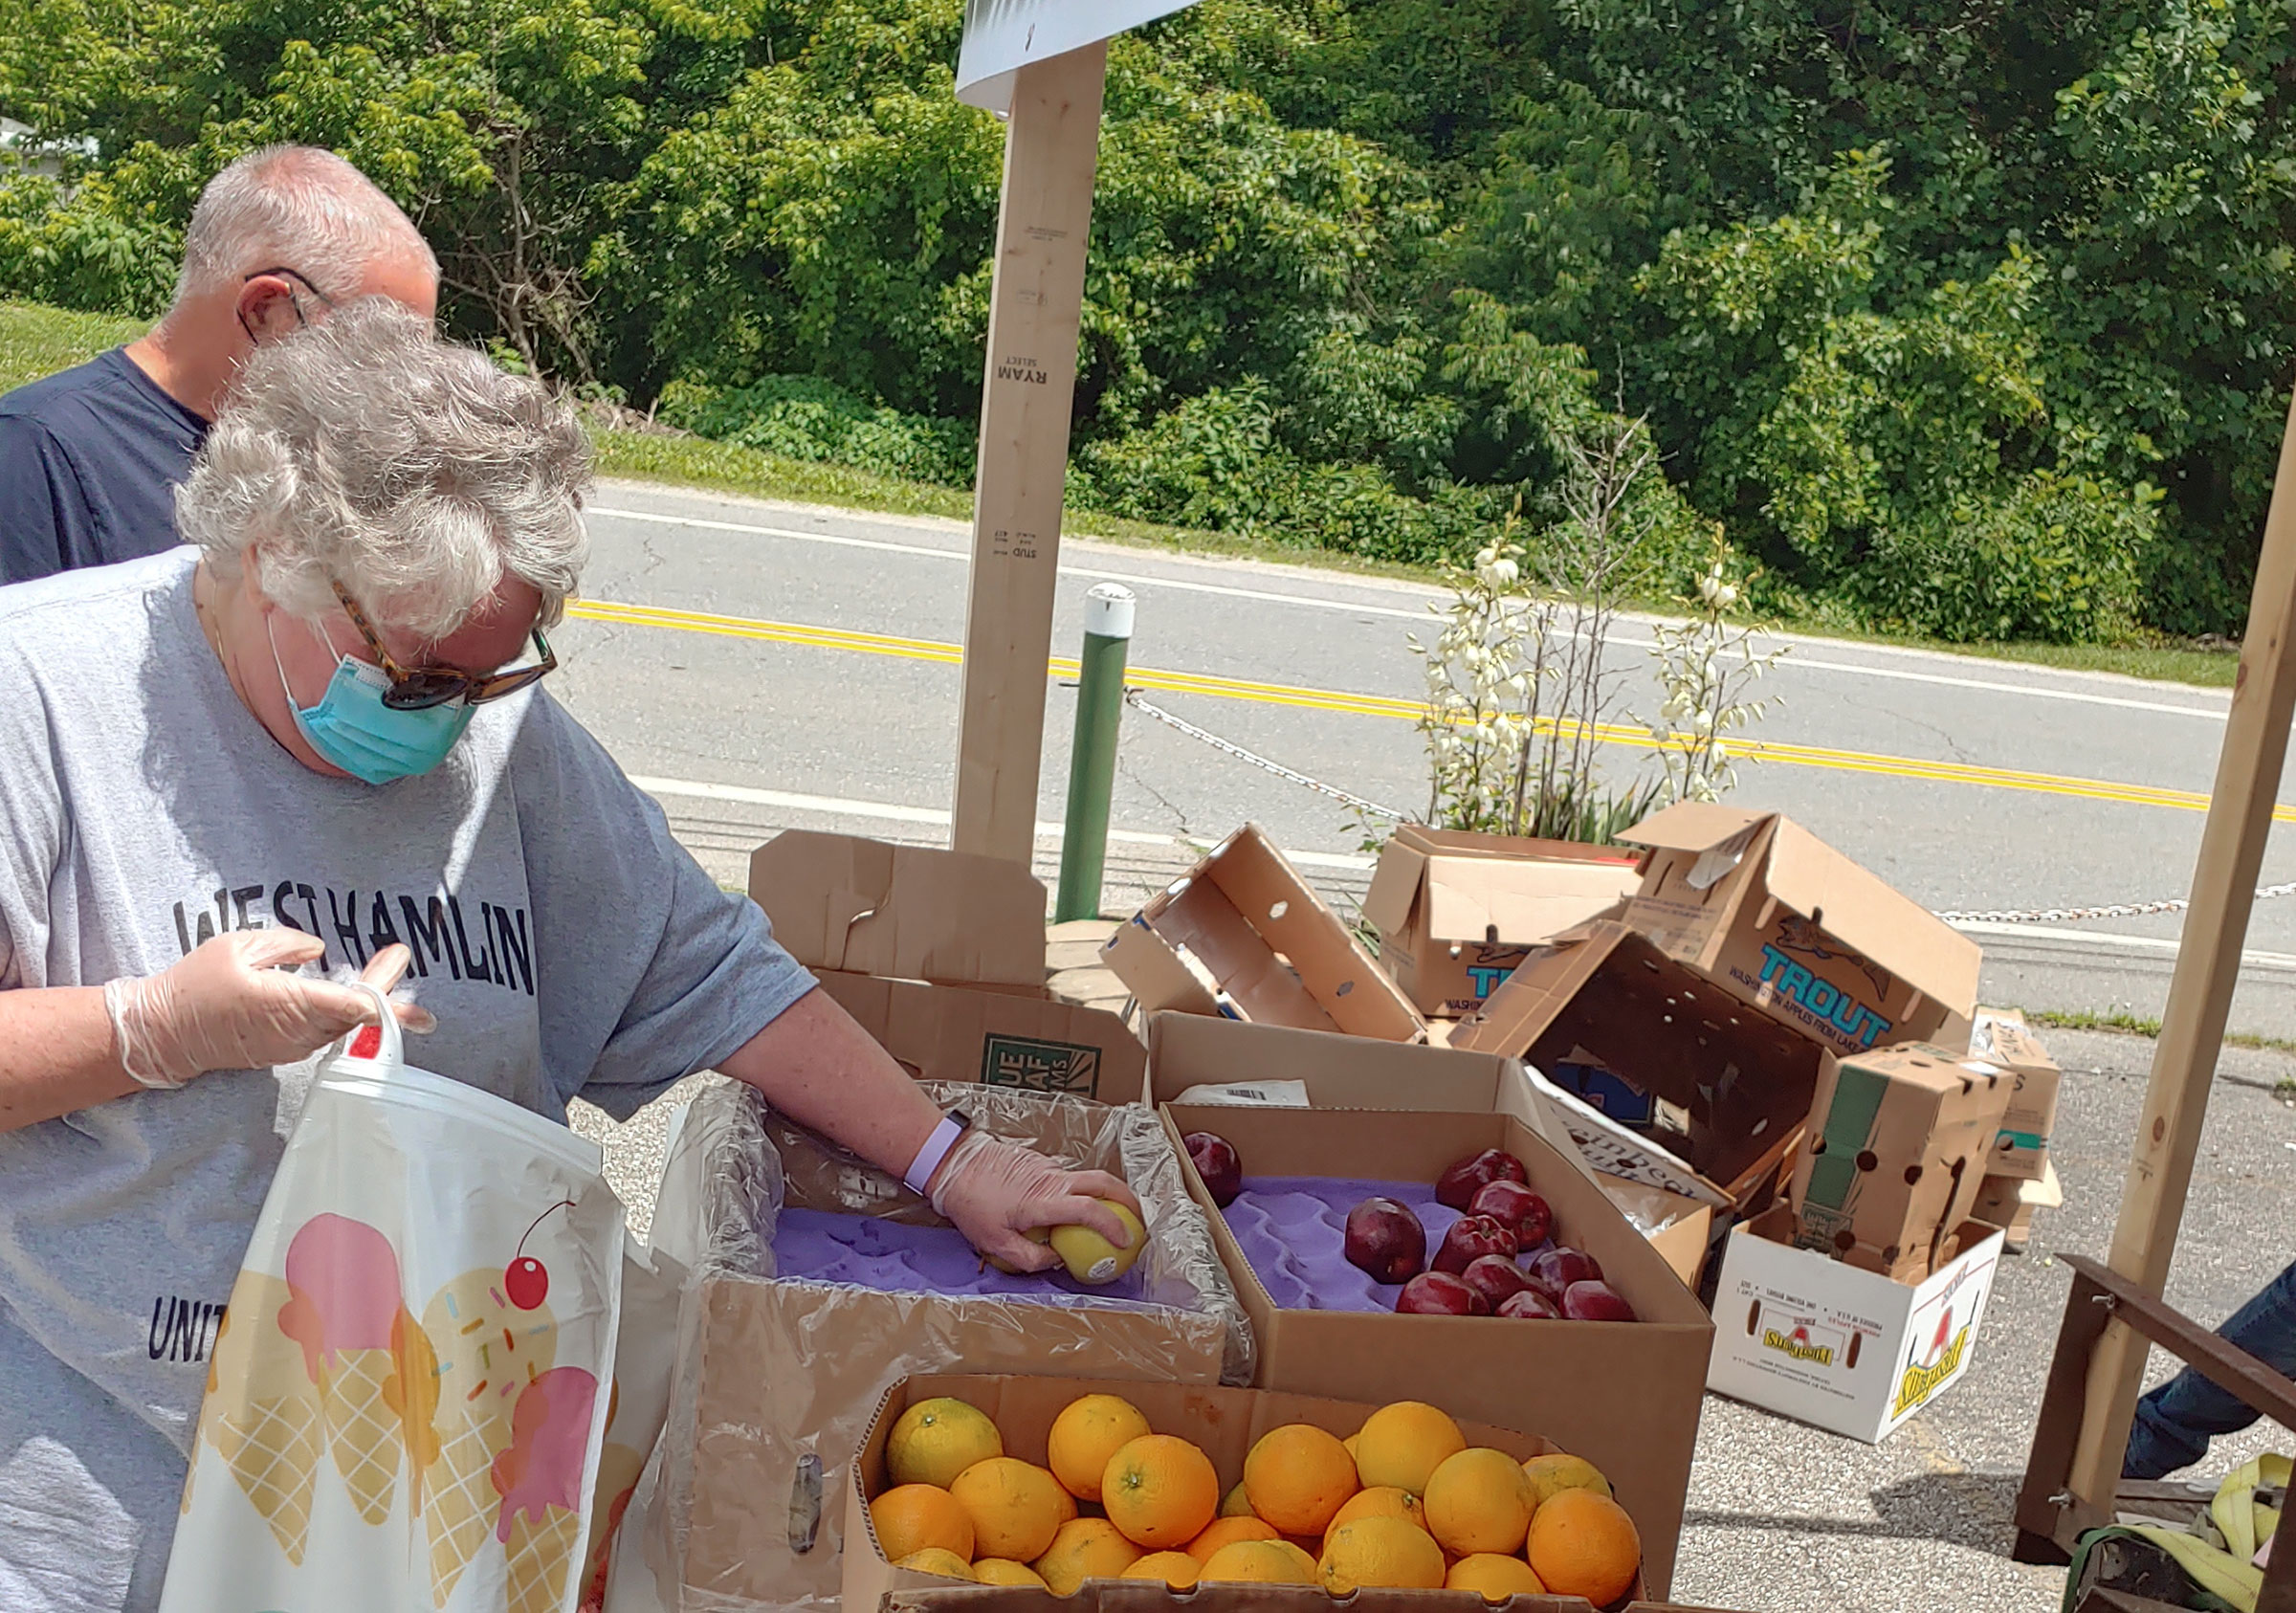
[957,0,1203,111]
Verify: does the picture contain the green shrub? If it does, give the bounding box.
[655,375,975,488]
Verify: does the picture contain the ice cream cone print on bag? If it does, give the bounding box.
[195,1271,325,1565]
[494,1367,601,1613]
[423,1266,561,1605]
[278,1214,421,1526]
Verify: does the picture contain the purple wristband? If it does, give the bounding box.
[903,1114,966,1197]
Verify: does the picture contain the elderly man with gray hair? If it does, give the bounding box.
[0,144,437,583]
[0,301,1136,1608]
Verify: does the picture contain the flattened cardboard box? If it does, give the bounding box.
[1449,921,1822,1215]
[1972,1158,2063,1251]
[1161,1101,1711,1596]
[847,1374,1645,1612]
[1789,1043,2012,1283]
[1103,824,1424,1042]
[752,829,1047,987]
[1708,1207,2006,1443]
[1362,826,1642,1018]
[1619,805,1981,1057]
[1971,1007,2061,1182]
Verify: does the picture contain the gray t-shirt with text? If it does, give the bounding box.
[0,548,813,1611]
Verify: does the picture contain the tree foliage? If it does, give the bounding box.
[4,0,2289,641]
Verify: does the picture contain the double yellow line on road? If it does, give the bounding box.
[570,597,2288,822]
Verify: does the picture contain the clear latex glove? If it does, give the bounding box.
[927,1130,1146,1274]
[102,931,434,1090]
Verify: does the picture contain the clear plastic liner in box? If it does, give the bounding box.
[620,1077,1251,1613]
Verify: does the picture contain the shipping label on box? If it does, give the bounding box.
[1790,1043,2012,1282]
[1708,1208,2006,1442]
[1620,805,1981,1057]
[1971,1008,2062,1182]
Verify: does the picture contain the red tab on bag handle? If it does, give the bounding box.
[349,1025,384,1060]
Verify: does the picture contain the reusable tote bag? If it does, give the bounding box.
[162,986,627,1613]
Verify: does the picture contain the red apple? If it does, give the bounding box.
[1183,1132,1244,1207]
[1526,1245,1603,1298]
[1397,1271,1490,1315]
[1562,1279,1637,1322]
[1468,1180,1554,1247]
[1497,1287,1562,1320]
[1343,1197,1426,1284]
[1431,1214,1519,1275]
[1435,1148,1532,1210]
[1461,1253,1534,1310]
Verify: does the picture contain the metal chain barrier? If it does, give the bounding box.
[1122,685,2296,926]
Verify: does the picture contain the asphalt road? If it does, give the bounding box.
[556,478,2296,1037]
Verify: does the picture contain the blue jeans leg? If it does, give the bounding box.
[2123,1256,2296,1479]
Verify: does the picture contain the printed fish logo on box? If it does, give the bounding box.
[1750,916,1897,1052]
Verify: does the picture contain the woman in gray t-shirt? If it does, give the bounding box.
[0,301,1136,1612]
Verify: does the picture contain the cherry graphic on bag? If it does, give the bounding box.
[506,1201,576,1311]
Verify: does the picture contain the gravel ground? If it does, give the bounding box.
[571,1025,2296,1613]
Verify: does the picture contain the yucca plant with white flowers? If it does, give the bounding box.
[1640,530,1786,804]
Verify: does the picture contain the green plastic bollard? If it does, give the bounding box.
[1054,583,1137,922]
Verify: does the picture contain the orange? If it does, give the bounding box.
[971,1559,1049,1589]
[1032,1517,1141,1595]
[1354,1401,1467,1494]
[886,1399,1003,1490]
[1446,1554,1549,1601]
[1527,1488,1641,1604]
[1048,1394,1152,1502]
[894,1548,976,1581]
[1122,1551,1203,1587]
[871,1484,975,1563]
[1101,1434,1221,1549]
[1199,1539,1319,1584]
[1219,1481,1255,1518]
[1326,1486,1426,1546]
[1187,1514,1279,1562]
[1243,1425,1358,1536]
[1522,1452,1613,1511]
[949,1458,1070,1563]
[1318,1516,1446,1592]
[1423,1448,1535,1556]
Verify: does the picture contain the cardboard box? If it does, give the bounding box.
[1449,921,1823,1214]
[847,1374,1645,1611]
[1162,1102,1712,1595]
[661,1082,1234,1611]
[1362,826,1642,1018]
[752,830,1148,1103]
[1143,1010,1544,1120]
[1973,1158,2064,1251]
[1707,1207,2006,1442]
[1619,805,1982,1057]
[886,1588,1744,1613]
[1102,825,1425,1042]
[1597,1174,1716,1293]
[1789,1043,2013,1282]
[1970,1008,2062,1182]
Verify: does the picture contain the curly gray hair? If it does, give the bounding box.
[178,299,591,641]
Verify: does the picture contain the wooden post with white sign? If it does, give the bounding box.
[951,41,1108,863]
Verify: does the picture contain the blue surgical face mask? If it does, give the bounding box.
[269,613,474,784]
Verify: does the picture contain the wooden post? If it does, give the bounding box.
[951,41,1108,863]
[2057,387,2296,1514]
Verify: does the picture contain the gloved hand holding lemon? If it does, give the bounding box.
[927,1130,1147,1282]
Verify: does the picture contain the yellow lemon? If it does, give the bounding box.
[887,1398,1004,1490]
[894,1548,976,1581]
[1522,1451,1613,1512]
[1048,1202,1147,1284]
[1318,1516,1446,1592]
[971,1558,1049,1589]
[1199,1539,1319,1584]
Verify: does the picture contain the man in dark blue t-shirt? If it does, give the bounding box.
[0,144,437,584]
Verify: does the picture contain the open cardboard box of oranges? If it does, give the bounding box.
[847,1374,1652,1613]
[884,1588,1750,1613]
